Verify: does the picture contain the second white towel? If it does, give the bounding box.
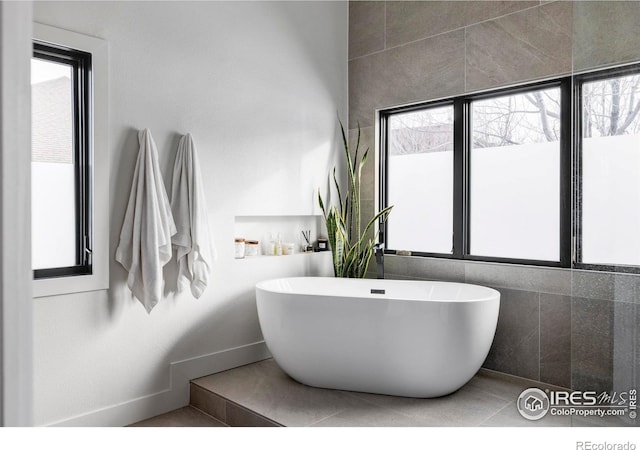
[171,133,215,298]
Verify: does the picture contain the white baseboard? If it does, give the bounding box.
[44,341,271,427]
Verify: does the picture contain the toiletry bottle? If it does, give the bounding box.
[234,238,246,259]
[268,232,275,256]
[275,233,283,256]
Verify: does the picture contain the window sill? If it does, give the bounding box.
[33,271,108,298]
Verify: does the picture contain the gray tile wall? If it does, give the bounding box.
[350,0,640,394]
[381,258,640,394]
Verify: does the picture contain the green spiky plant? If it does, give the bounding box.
[318,118,393,278]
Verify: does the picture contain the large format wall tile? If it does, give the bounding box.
[385,255,466,282]
[464,262,571,295]
[572,333,613,394]
[540,294,571,388]
[463,1,539,28]
[349,29,465,129]
[349,1,385,60]
[385,1,537,49]
[572,297,613,392]
[385,1,468,48]
[574,1,640,71]
[572,296,613,339]
[484,287,540,380]
[466,1,572,92]
[572,270,640,304]
[612,301,639,394]
[385,255,424,279]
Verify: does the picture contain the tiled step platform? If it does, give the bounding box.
[187,358,622,427]
[130,406,226,427]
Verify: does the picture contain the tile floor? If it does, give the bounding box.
[134,358,636,427]
[130,406,225,427]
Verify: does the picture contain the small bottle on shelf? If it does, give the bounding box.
[234,238,245,259]
[275,233,283,256]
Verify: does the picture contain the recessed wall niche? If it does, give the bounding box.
[233,215,327,258]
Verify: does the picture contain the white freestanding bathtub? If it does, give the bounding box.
[256,277,500,398]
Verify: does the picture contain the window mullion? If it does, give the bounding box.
[453,98,465,259]
[573,76,584,269]
[379,112,389,248]
[559,77,573,268]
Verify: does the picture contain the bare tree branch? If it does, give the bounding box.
[616,82,640,134]
[610,78,620,135]
[532,91,556,142]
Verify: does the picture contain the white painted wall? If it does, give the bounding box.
[32,1,346,426]
[0,1,33,426]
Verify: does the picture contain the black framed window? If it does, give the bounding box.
[575,66,640,272]
[468,85,565,263]
[380,65,640,272]
[382,103,455,254]
[31,41,92,279]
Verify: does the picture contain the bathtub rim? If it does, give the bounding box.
[256,276,500,304]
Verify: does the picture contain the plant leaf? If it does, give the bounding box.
[319,118,394,278]
[332,167,344,217]
[318,189,327,218]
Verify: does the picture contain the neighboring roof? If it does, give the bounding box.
[32,77,73,164]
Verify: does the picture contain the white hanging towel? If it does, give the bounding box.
[170,133,216,298]
[116,129,177,313]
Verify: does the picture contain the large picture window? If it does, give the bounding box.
[577,69,640,269]
[385,104,454,254]
[32,42,92,279]
[469,87,561,261]
[380,64,640,272]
